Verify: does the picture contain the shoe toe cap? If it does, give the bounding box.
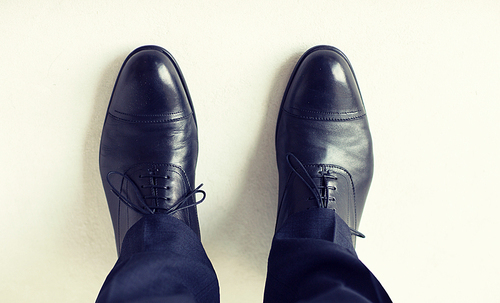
[109,46,192,122]
[284,47,365,120]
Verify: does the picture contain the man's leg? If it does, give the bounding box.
[96,215,219,303]
[266,45,391,303]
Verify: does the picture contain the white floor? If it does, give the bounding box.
[1,1,499,302]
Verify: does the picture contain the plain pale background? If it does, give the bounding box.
[1,1,499,302]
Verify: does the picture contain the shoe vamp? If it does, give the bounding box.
[99,113,198,179]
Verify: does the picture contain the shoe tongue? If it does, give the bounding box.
[125,163,189,212]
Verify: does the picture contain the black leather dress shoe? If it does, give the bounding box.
[275,45,373,246]
[99,45,204,255]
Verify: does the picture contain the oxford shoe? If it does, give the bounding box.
[275,45,373,246]
[99,45,204,255]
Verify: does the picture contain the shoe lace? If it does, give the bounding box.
[286,153,365,238]
[106,171,206,215]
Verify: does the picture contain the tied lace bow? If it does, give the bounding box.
[106,171,205,215]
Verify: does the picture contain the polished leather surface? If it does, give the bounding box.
[99,45,200,254]
[275,45,373,245]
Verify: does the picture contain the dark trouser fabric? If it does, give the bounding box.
[96,209,391,303]
[95,214,219,303]
[263,208,391,303]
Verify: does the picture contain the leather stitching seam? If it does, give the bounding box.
[114,109,185,117]
[283,109,366,121]
[290,106,363,115]
[108,112,192,123]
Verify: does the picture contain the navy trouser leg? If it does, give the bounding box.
[263,208,391,303]
[96,214,220,303]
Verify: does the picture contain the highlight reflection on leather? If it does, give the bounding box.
[99,46,201,255]
[275,45,374,246]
